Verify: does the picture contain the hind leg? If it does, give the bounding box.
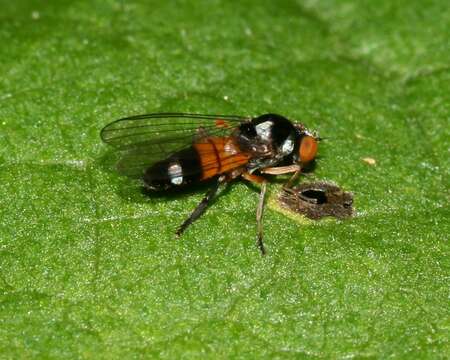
[176,175,226,236]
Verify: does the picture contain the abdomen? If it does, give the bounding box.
[143,137,249,190]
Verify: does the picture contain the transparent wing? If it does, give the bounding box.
[100,113,250,178]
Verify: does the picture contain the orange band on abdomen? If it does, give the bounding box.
[194,137,250,180]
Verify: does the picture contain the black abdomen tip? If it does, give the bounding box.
[143,146,202,190]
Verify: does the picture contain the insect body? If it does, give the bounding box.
[101,113,319,254]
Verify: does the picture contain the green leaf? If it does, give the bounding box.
[1,1,448,358]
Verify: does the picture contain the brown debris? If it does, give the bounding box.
[279,181,353,220]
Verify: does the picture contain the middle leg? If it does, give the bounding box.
[242,172,268,255]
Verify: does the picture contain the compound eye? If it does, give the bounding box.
[299,136,318,163]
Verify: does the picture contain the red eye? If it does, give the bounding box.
[299,136,318,163]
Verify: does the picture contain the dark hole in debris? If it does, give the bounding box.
[300,189,327,204]
[279,181,354,220]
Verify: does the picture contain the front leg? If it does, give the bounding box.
[260,164,301,175]
[260,164,302,189]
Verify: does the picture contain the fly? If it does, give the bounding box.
[101,113,319,254]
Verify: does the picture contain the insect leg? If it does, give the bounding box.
[176,175,226,236]
[260,164,301,175]
[256,181,267,255]
[260,165,302,189]
[283,169,301,189]
[242,172,268,255]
